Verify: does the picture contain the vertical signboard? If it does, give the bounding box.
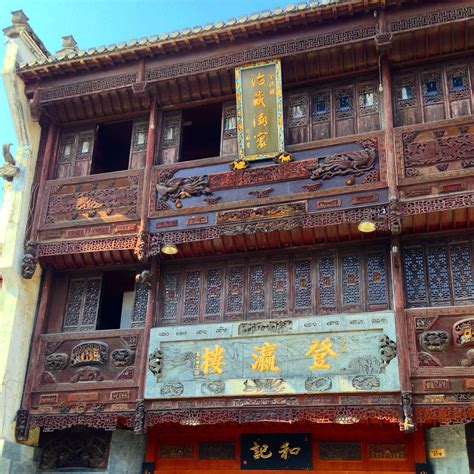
[235,60,284,161]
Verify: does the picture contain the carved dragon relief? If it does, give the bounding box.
[156,170,212,208]
[307,140,376,181]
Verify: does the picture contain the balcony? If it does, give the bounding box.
[29,328,144,424]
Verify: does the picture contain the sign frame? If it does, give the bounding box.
[235,60,284,161]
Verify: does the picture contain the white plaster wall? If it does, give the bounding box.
[0,34,44,443]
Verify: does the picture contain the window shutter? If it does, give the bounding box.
[129,118,149,169]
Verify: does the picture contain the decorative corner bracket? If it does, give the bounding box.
[21,240,38,279]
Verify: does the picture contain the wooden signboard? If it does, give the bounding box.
[235,60,284,161]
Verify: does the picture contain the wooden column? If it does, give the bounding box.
[29,121,58,242]
[22,265,54,408]
[135,97,159,261]
[137,257,159,400]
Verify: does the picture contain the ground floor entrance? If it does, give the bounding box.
[145,421,426,473]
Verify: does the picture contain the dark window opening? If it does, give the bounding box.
[339,96,351,110]
[91,121,133,174]
[315,100,326,114]
[361,92,375,107]
[96,271,136,330]
[180,103,222,161]
[425,80,438,95]
[400,85,413,100]
[452,75,464,90]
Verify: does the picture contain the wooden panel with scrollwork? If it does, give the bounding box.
[395,117,474,189]
[39,169,143,229]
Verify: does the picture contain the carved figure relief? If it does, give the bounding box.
[201,381,225,395]
[111,348,134,368]
[1,143,19,181]
[156,172,212,208]
[352,375,380,390]
[418,352,442,367]
[347,356,381,375]
[134,400,145,435]
[305,376,332,392]
[70,366,104,383]
[243,378,286,393]
[39,372,56,384]
[160,382,184,397]
[453,319,474,347]
[45,353,68,371]
[379,335,397,368]
[70,342,109,367]
[148,347,163,380]
[388,199,402,234]
[21,240,38,279]
[217,202,306,224]
[461,349,474,367]
[419,331,449,352]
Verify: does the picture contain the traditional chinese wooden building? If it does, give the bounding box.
[4,0,474,472]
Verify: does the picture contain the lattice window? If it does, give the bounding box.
[271,262,289,311]
[403,247,428,307]
[311,90,330,123]
[366,251,389,307]
[447,66,470,100]
[318,255,337,312]
[422,71,443,104]
[183,271,201,321]
[226,267,244,315]
[131,281,149,328]
[249,265,265,313]
[426,246,450,305]
[342,254,361,309]
[163,273,180,321]
[403,239,474,307]
[158,249,390,324]
[204,269,223,320]
[295,259,312,310]
[63,276,102,332]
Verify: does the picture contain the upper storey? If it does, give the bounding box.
[9,0,474,267]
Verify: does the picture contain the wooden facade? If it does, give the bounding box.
[11,0,474,471]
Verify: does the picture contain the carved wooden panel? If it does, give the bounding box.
[393,61,473,127]
[285,90,310,145]
[128,117,149,169]
[158,111,182,165]
[55,127,95,179]
[158,247,389,325]
[221,102,237,156]
[41,170,142,228]
[402,237,474,308]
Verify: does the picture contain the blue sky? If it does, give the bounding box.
[0,0,286,201]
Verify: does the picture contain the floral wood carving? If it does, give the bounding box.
[388,199,401,234]
[379,335,397,368]
[156,171,212,208]
[134,229,148,261]
[21,240,38,279]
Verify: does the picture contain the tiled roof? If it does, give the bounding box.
[17,0,349,70]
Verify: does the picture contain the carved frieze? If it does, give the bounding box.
[148,348,163,380]
[43,174,140,226]
[368,444,407,460]
[399,122,474,179]
[319,442,361,460]
[134,400,145,435]
[217,202,306,224]
[379,335,397,368]
[70,366,104,383]
[453,319,474,347]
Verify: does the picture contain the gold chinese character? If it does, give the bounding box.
[251,341,280,372]
[278,442,301,460]
[306,337,339,370]
[268,73,275,95]
[200,344,226,375]
[251,72,266,87]
[250,442,272,460]
[253,90,266,107]
[254,131,268,150]
[256,112,268,127]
